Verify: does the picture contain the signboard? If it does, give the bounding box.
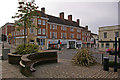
[37,36,47,38]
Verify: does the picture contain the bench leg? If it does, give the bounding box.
[20,66,32,77]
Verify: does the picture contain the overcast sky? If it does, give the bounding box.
[0,0,119,34]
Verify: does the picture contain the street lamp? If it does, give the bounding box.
[114,37,117,72]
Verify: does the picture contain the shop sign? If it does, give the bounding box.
[37,36,47,38]
[49,41,58,44]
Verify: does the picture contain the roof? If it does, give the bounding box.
[36,10,84,28]
[91,33,98,36]
[2,23,14,28]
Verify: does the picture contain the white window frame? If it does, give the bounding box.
[71,28,74,32]
[42,29,45,35]
[50,32,52,38]
[38,28,41,34]
[55,32,57,38]
[30,28,34,34]
[50,24,52,29]
[77,29,80,32]
[38,19,41,25]
[42,20,45,25]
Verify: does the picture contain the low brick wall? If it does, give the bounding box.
[20,50,58,77]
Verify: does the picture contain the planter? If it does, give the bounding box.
[108,51,115,55]
[8,52,22,64]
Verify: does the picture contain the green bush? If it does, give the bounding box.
[15,44,39,55]
[72,48,97,66]
[109,61,120,68]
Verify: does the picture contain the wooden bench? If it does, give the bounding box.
[19,51,58,77]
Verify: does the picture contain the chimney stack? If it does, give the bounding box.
[77,19,80,26]
[68,15,72,21]
[59,12,64,19]
[41,7,45,13]
[85,25,88,30]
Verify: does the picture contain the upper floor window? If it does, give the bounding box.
[104,32,107,38]
[61,33,66,39]
[62,26,66,30]
[42,29,45,35]
[38,19,41,25]
[30,28,34,33]
[77,29,80,32]
[77,34,81,39]
[52,25,57,29]
[115,32,119,37]
[38,28,41,34]
[42,20,45,25]
[70,28,74,32]
[22,29,24,35]
[50,32,52,38]
[52,32,55,39]
[53,25,55,29]
[71,33,74,39]
[50,24,52,29]
[31,19,34,24]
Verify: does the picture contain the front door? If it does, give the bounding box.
[69,41,75,49]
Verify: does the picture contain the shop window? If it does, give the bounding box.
[101,43,104,48]
[106,43,109,48]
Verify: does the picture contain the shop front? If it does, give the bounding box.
[60,40,67,48]
[47,40,58,50]
[67,40,76,49]
[76,40,82,48]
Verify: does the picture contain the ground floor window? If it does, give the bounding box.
[48,44,58,49]
[106,43,109,48]
[101,43,104,48]
[77,44,81,48]
[37,38,45,46]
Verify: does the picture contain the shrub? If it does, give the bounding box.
[109,61,120,68]
[72,48,97,66]
[15,44,39,55]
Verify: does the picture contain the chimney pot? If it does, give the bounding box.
[41,7,45,13]
[68,15,72,21]
[59,12,64,19]
[85,25,88,30]
[77,19,80,26]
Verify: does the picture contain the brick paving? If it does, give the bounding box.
[1,43,120,78]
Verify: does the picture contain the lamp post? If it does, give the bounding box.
[114,37,117,72]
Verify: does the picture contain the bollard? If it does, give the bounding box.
[2,48,10,60]
[103,57,109,71]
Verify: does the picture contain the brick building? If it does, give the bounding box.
[1,23,15,44]
[6,7,93,49]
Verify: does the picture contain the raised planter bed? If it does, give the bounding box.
[19,50,58,77]
[8,52,22,64]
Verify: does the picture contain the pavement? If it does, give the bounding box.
[0,43,120,78]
